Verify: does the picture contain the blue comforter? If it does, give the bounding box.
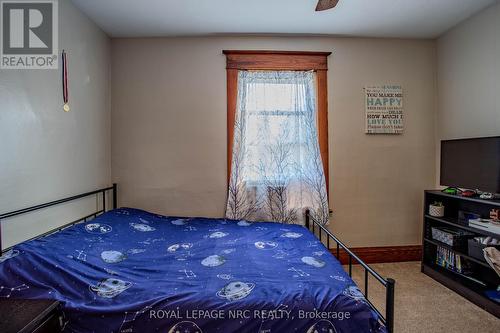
[0,208,386,333]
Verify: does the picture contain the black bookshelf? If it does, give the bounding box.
[422,190,500,318]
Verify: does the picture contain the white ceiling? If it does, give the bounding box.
[71,0,498,39]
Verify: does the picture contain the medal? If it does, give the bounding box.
[62,50,69,111]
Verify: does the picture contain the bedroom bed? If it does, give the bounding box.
[0,185,395,333]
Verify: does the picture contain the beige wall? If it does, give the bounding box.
[436,2,500,188]
[111,36,436,247]
[436,2,500,186]
[437,2,500,141]
[0,0,111,248]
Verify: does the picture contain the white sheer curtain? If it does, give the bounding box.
[225,71,329,225]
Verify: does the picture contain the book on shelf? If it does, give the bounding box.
[436,245,463,273]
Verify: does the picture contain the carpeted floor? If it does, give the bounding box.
[348,261,499,332]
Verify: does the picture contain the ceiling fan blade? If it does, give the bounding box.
[315,0,339,11]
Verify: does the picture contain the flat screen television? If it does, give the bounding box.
[440,136,500,193]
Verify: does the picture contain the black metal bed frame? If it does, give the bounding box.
[0,184,117,253]
[305,210,395,333]
[0,185,394,332]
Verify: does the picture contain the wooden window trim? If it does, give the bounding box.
[224,50,331,196]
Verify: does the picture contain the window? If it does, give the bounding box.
[224,51,330,225]
[243,72,315,185]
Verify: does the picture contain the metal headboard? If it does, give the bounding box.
[0,184,117,253]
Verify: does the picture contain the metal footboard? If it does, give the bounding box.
[305,210,395,333]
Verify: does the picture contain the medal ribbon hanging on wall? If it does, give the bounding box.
[62,50,70,112]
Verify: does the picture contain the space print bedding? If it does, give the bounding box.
[0,208,386,333]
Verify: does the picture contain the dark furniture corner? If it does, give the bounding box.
[0,299,63,333]
[421,190,500,318]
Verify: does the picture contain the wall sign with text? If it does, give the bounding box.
[365,86,403,134]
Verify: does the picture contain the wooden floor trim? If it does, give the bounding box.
[330,245,422,265]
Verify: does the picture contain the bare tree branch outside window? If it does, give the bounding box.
[225,71,329,226]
